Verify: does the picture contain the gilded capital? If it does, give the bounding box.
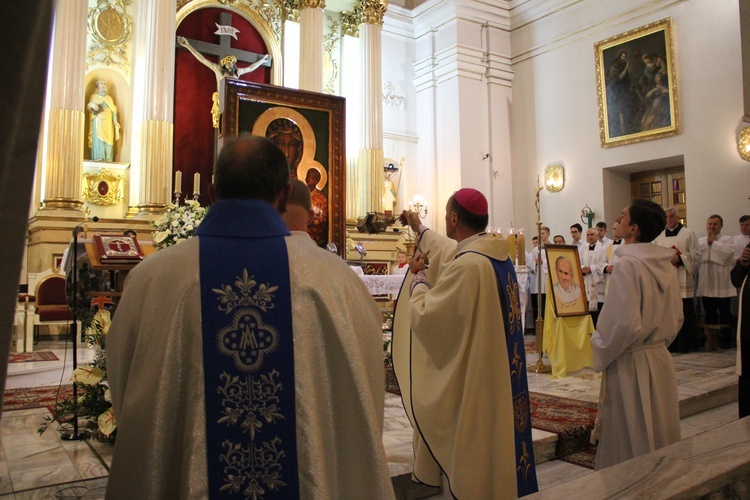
[300,0,325,8]
[354,0,387,26]
[341,10,360,37]
[283,0,300,21]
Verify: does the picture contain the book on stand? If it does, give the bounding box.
[92,234,144,263]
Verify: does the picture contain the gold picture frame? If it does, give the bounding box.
[595,18,678,148]
[544,244,588,317]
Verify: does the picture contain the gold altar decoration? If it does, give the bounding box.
[83,169,125,206]
[283,0,300,22]
[86,0,133,72]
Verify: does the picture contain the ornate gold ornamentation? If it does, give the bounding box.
[86,0,133,71]
[323,17,340,95]
[340,10,360,37]
[211,92,220,129]
[300,0,325,8]
[505,274,521,328]
[513,394,529,433]
[354,0,387,27]
[282,0,300,22]
[83,168,125,206]
[517,441,533,481]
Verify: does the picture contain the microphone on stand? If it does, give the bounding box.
[61,215,97,441]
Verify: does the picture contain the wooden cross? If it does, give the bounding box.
[176,12,270,69]
[90,295,114,311]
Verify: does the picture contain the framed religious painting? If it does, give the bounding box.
[544,244,588,317]
[222,81,346,252]
[595,18,678,148]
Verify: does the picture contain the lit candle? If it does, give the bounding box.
[194,172,200,195]
[516,235,526,266]
[175,170,182,193]
[507,233,517,264]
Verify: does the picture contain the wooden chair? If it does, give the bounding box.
[26,269,73,351]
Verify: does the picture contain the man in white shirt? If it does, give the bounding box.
[529,226,551,320]
[581,228,606,324]
[570,223,586,256]
[596,221,613,250]
[696,214,736,349]
[654,207,701,353]
[733,215,750,261]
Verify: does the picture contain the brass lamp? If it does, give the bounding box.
[544,162,565,192]
[738,126,750,162]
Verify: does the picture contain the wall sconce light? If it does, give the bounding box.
[545,162,565,192]
[738,126,750,162]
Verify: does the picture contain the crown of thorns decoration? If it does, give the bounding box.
[221,55,237,67]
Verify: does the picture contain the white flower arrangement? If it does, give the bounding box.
[150,199,207,250]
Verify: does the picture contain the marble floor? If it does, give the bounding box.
[0,340,741,498]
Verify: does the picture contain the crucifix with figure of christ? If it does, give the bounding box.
[176,12,271,128]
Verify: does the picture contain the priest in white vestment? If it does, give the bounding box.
[653,207,701,352]
[580,228,606,324]
[394,189,538,498]
[591,199,683,470]
[696,215,736,349]
[106,136,394,499]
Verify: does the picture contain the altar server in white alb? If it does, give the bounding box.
[591,198,683,470]
[394,189,538,498]
[106,135,394,499]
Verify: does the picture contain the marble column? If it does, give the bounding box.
[130,0,176,215]
[412,2,513,230]
[357,0,387,213]
[40,0,88,212]
[299,0,325,92]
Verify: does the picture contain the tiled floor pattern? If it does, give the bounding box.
[0,341,740,497]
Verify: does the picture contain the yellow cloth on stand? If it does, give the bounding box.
[542,275,595,378]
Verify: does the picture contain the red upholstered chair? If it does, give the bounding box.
[28,270,73,350]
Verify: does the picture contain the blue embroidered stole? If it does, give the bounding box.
[489,257,539,497]
[197,200,299,498]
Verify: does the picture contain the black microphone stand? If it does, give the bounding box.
[61,222,89,441]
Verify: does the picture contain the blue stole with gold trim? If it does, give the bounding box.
[490,257,539,497]
[197,200,299,499]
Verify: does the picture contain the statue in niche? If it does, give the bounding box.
[88,79,120,162]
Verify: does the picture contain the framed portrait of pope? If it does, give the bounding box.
[221,80,345,253]
[544,244,588,317]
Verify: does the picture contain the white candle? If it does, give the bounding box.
[175,171,182,192]
[194,172,200,195]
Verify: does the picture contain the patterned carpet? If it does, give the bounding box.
[2,385,73,413]
[8,351,59,363]
[529,392,598,460]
